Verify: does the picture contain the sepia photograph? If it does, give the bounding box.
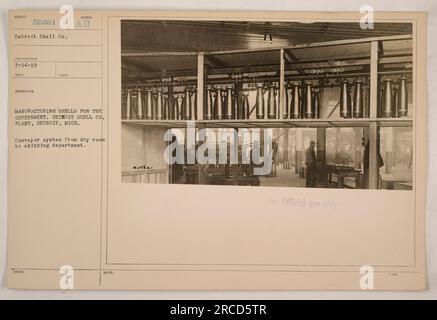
[4,6,431,294]
[120,20,413,190]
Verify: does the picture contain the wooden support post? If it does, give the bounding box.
[316,127,327,186]
[279,49,285,119]
[281,128,290,169]
[370,41,379,119]
[384,127,394,174]
[354,127,363,169]
[196,54,206,184]
[295,129,303,174]
[369,122,379,189]
[316,128,326,164]
[197,53,204,121]
[368,41,380,189]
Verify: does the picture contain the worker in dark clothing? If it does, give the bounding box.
[362,136,384,189]
[305,140,317,187]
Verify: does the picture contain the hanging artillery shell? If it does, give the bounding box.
[145,89,153,120]
[340,80,352,118]
[353,81,364,118]
[267,84,277,119]
[290,84,300,119]
[225,87,234,120]
[175,95,182,120]
[283,86,289,119]
[183,88,191,120]
[392,86,399,118]
[300,83,305,119]
[167,95,174,120]
[156,90,163,120]
[382,79,393,118]
[136,88,144,119]
[312,90,320,119]
[241,92,249,119]
[215,87,223,120]
[233,92,239,119]
[125,89,132,119]
[205,87,213,120]
[238,92,247,119]
[163,96,169,120]
[236,93,243,120]
[304,82,313,119]
[256,84,265,119]
[398,77,408,117]
[191,89,197,120]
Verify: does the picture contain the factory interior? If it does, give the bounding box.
[121,21,413,190]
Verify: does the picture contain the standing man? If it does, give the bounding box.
[362,135,384,189]
[305,140,317,187]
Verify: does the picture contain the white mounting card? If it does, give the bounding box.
[7,10,427,290]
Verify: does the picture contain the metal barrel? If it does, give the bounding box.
[353,80,364,118]
[125,89,132,119]
[256,84,265,119]
[290,84,300,119]
[382,79,393,118]
[340,80,352,118]
[398,76,408,117]
[312,90,320,119]
[225,87,234,120]
[267,84,277,119]
[205,87,213,120]
[183,88,191,120]
[215,87,223,120]
[156,90,163,120]
[136,88,143,119]
[304,82,313,119]
[145,89,153,120]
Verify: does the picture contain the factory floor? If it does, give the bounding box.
[259,166,306,188]
[258,165,359,189]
